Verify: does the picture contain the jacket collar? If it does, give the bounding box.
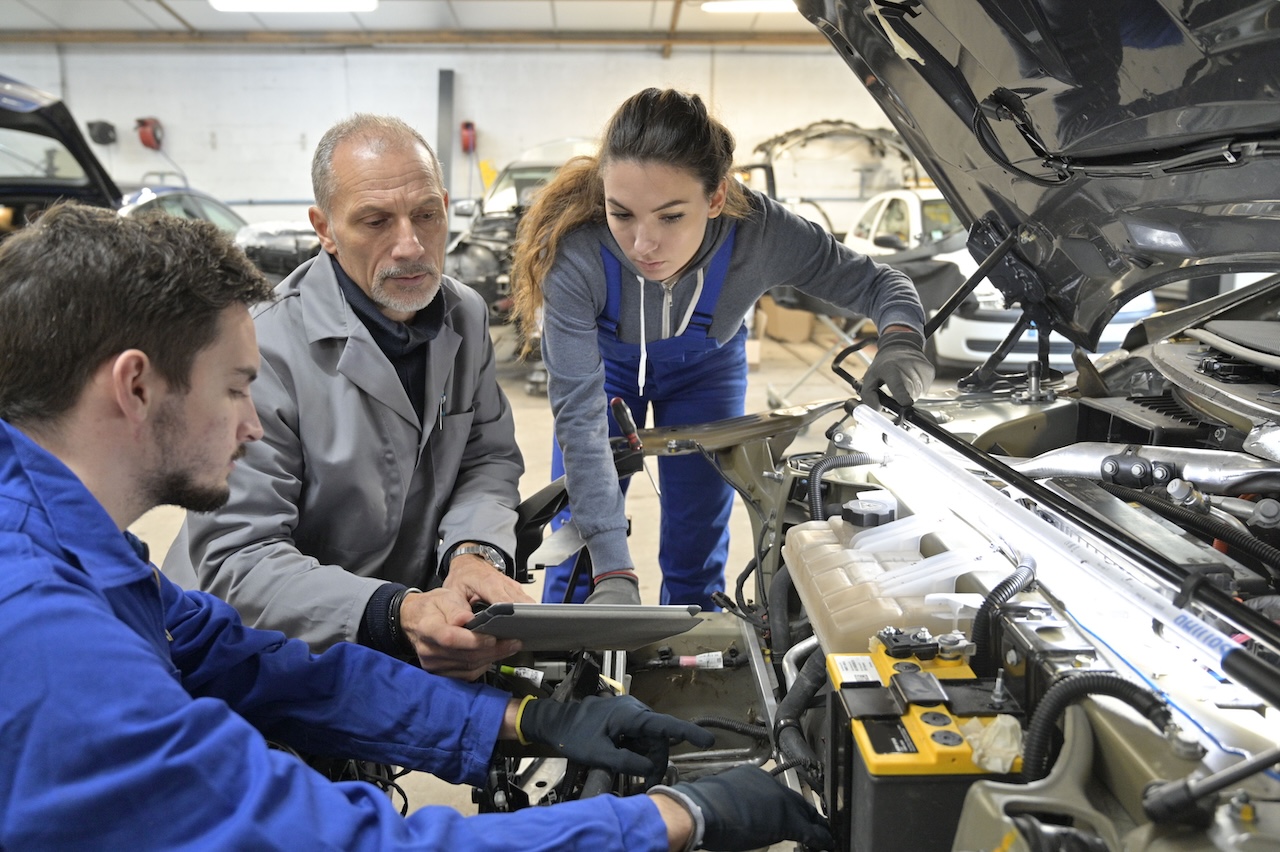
[277,253,464,431]
[0,420,151,589]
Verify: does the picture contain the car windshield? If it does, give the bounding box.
[484,166,555,214]
[0,127,86,182]
[920,198,963,242]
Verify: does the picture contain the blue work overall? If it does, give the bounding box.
[545,228,747,609]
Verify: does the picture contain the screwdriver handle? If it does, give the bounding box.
[610,397,643,451]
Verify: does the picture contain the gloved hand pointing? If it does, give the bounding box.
[517,694,715,787]
[652,764,834,850]
[859,326,934,410]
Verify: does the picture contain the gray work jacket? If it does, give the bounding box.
[162,252,523,650]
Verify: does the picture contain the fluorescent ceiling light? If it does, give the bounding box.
[208,0,378,12]
[700,0,798,12]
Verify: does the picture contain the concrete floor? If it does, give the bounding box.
[130,320,868,821]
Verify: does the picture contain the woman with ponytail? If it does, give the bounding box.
[512,88,931,608]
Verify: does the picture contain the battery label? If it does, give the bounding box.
[832,655,880,686]
[864,719,918,754]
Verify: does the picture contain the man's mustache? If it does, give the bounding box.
[377,263,438,285]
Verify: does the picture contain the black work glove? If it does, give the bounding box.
[584,571,642,605]
[859,327,934,410]
[655,765,834,851]
[518,694,715,787]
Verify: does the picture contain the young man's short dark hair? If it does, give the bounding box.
[0,202,274,428]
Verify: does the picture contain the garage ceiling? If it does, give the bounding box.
[0,0,825,52]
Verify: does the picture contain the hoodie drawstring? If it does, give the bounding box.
[637,274,648,396]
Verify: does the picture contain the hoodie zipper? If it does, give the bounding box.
[660,278,677,338]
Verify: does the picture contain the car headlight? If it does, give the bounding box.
[445,243,502,283]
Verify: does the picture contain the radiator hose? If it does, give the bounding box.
[806,452,875,521]
[773,647,827,790]
[769,563,795,658]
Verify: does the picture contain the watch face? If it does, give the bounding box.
[458,544,504,569]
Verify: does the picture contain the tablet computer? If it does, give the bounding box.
[466,602,703,652]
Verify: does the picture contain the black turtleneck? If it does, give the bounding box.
[331,254,443,422]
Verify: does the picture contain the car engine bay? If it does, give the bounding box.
[481,275,1280,851]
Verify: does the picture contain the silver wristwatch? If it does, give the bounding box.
[452,543,506,571]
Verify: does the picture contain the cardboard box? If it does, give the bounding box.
[743,308,768,370]
[757,294,813,343]
[745,338,762,371]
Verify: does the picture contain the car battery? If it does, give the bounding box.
[824,632,1022,852]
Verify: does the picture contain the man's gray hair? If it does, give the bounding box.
[311,114,441,213]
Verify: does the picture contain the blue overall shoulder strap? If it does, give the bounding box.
[598,244,622,337]
[686,223,737,335]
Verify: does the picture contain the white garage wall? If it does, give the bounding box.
[5,45,888,224]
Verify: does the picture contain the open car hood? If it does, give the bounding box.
[0,74,120,210]
[796,0,1280,350]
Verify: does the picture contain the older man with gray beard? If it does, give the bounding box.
[164,114,531,680]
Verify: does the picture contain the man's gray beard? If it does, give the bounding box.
[371,264,441,316]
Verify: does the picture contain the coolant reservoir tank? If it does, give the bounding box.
[783,516,980,654]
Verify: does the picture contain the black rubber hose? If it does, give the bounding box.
[723,557,768,631]
[1022,671,1171,782]
[579,767,613,799]
[773,648,827,781]
[807,452,875,521]
[769,562,795,658]
[689,715,770,740]
[970,557,1036,677]
[1098,482,1280,583]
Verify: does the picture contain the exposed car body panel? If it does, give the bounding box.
[444,159,563,324]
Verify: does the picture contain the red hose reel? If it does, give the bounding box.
[135,117,164,151]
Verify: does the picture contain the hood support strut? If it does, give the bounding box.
[923,228,1032,391]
